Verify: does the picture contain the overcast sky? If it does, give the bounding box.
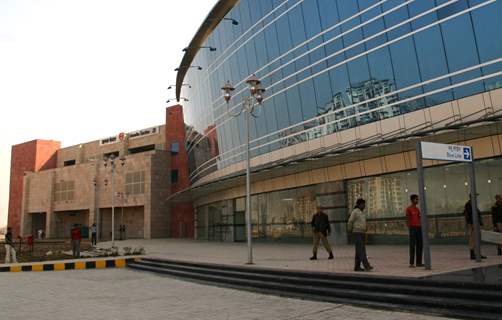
[0,0,216,227]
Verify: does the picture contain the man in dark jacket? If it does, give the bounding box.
[464,198,487,260]
[491,194,502,256]
[310,206,334,260]
[4,227,18,264]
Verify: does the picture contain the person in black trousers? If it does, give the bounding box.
[310,206,334,260]
[464,197,487,260]
[491,194,502,256]
[406,194,423,268]
[347,198,373,271]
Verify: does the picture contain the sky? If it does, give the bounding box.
[0,0,217,227]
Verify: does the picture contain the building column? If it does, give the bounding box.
[45,171,57,238]
[19,175,30,236]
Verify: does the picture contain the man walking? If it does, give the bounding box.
[310,206,334,260]
[4,227,18,264]
[90,223,97,246]
[491,194,502,256]
[464,197,487,259]
[406,194,424,268]
[348,198,373,271]
[71,224,82,258]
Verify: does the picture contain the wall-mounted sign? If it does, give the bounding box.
[99,126,159,145]
[420,142,472,162]
[99,135,119,146]
[128,126,160,140]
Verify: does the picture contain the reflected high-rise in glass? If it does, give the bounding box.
[180,0,502,182]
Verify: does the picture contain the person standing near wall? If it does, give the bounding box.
[90,223,97,247]
[406,194,424,268]
[309,206,334,260]
[491,194,502,256]
[348,199,373,272]
[4,227,18,264]
[464,197,487,260]
[71,224,82,258]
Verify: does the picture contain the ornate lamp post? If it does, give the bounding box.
[103,154,126,247]
[221,74,266,265]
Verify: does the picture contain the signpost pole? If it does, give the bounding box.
[416,142,432,270]
[468,149,482,262]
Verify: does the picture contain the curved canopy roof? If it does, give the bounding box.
[175,0,239,101]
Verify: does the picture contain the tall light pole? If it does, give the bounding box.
[103,155,125,247]
[222,74,266,265]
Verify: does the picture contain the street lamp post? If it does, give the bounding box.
[222,74,266,265]
[103,155,125,247]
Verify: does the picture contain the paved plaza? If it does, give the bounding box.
[0,268,453,320]
[99,239,502,278]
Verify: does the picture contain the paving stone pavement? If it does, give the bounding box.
[98,239,502,277]
[0,269,453,320]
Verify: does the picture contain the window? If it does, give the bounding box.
[125,171,145,195]
[170,142,180,155]
[63,160,76,166]
[54,180,75,202]
[128,144,155,154]
[171,169,179,184]
[103,151,119,159]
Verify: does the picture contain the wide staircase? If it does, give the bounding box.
[128,258,502,320]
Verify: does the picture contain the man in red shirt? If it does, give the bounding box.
[406,194,423,268]
[71,224,82,258]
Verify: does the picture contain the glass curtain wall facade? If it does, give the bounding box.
[196,157,502,243]
[347,157,502,241]
[182,0,502,183]
[196,180,347,242]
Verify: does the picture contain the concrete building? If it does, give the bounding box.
[8,106,193,240]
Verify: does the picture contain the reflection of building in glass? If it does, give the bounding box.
[319,78,400,129]
[348,176,403,219]
[186,125,219,178]
[367,177,403,217]
[173,0,502,244]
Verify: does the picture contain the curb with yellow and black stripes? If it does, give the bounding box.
[0,257,140,272]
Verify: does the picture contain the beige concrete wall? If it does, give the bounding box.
[56,125,166,167]
[21,150,170,239]
[100,206,144,240]
[149,151,171,238]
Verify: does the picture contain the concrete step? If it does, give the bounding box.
[128,259,502,320]
[141,257,502,291]
[134,259,502,302]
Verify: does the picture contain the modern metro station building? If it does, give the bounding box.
[8,0,502,244]
[173,0,502,244]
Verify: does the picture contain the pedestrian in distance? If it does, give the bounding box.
[309,206,334,260]
[464,196,487,260]
[4,227,18,264]
[347,198,373,272]
[90,223,97,246]
[406,194,424,268]
[71,224,82,258]
[491,194,502,256]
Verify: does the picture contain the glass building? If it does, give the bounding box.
[174,0,502,243]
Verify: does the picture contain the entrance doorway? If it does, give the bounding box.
[234,211,246,242]
[31,213,46,239]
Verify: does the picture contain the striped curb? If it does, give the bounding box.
[0,257,140,272]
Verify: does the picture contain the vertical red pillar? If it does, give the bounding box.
[166,105,194,238]
[8,140,60,237]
